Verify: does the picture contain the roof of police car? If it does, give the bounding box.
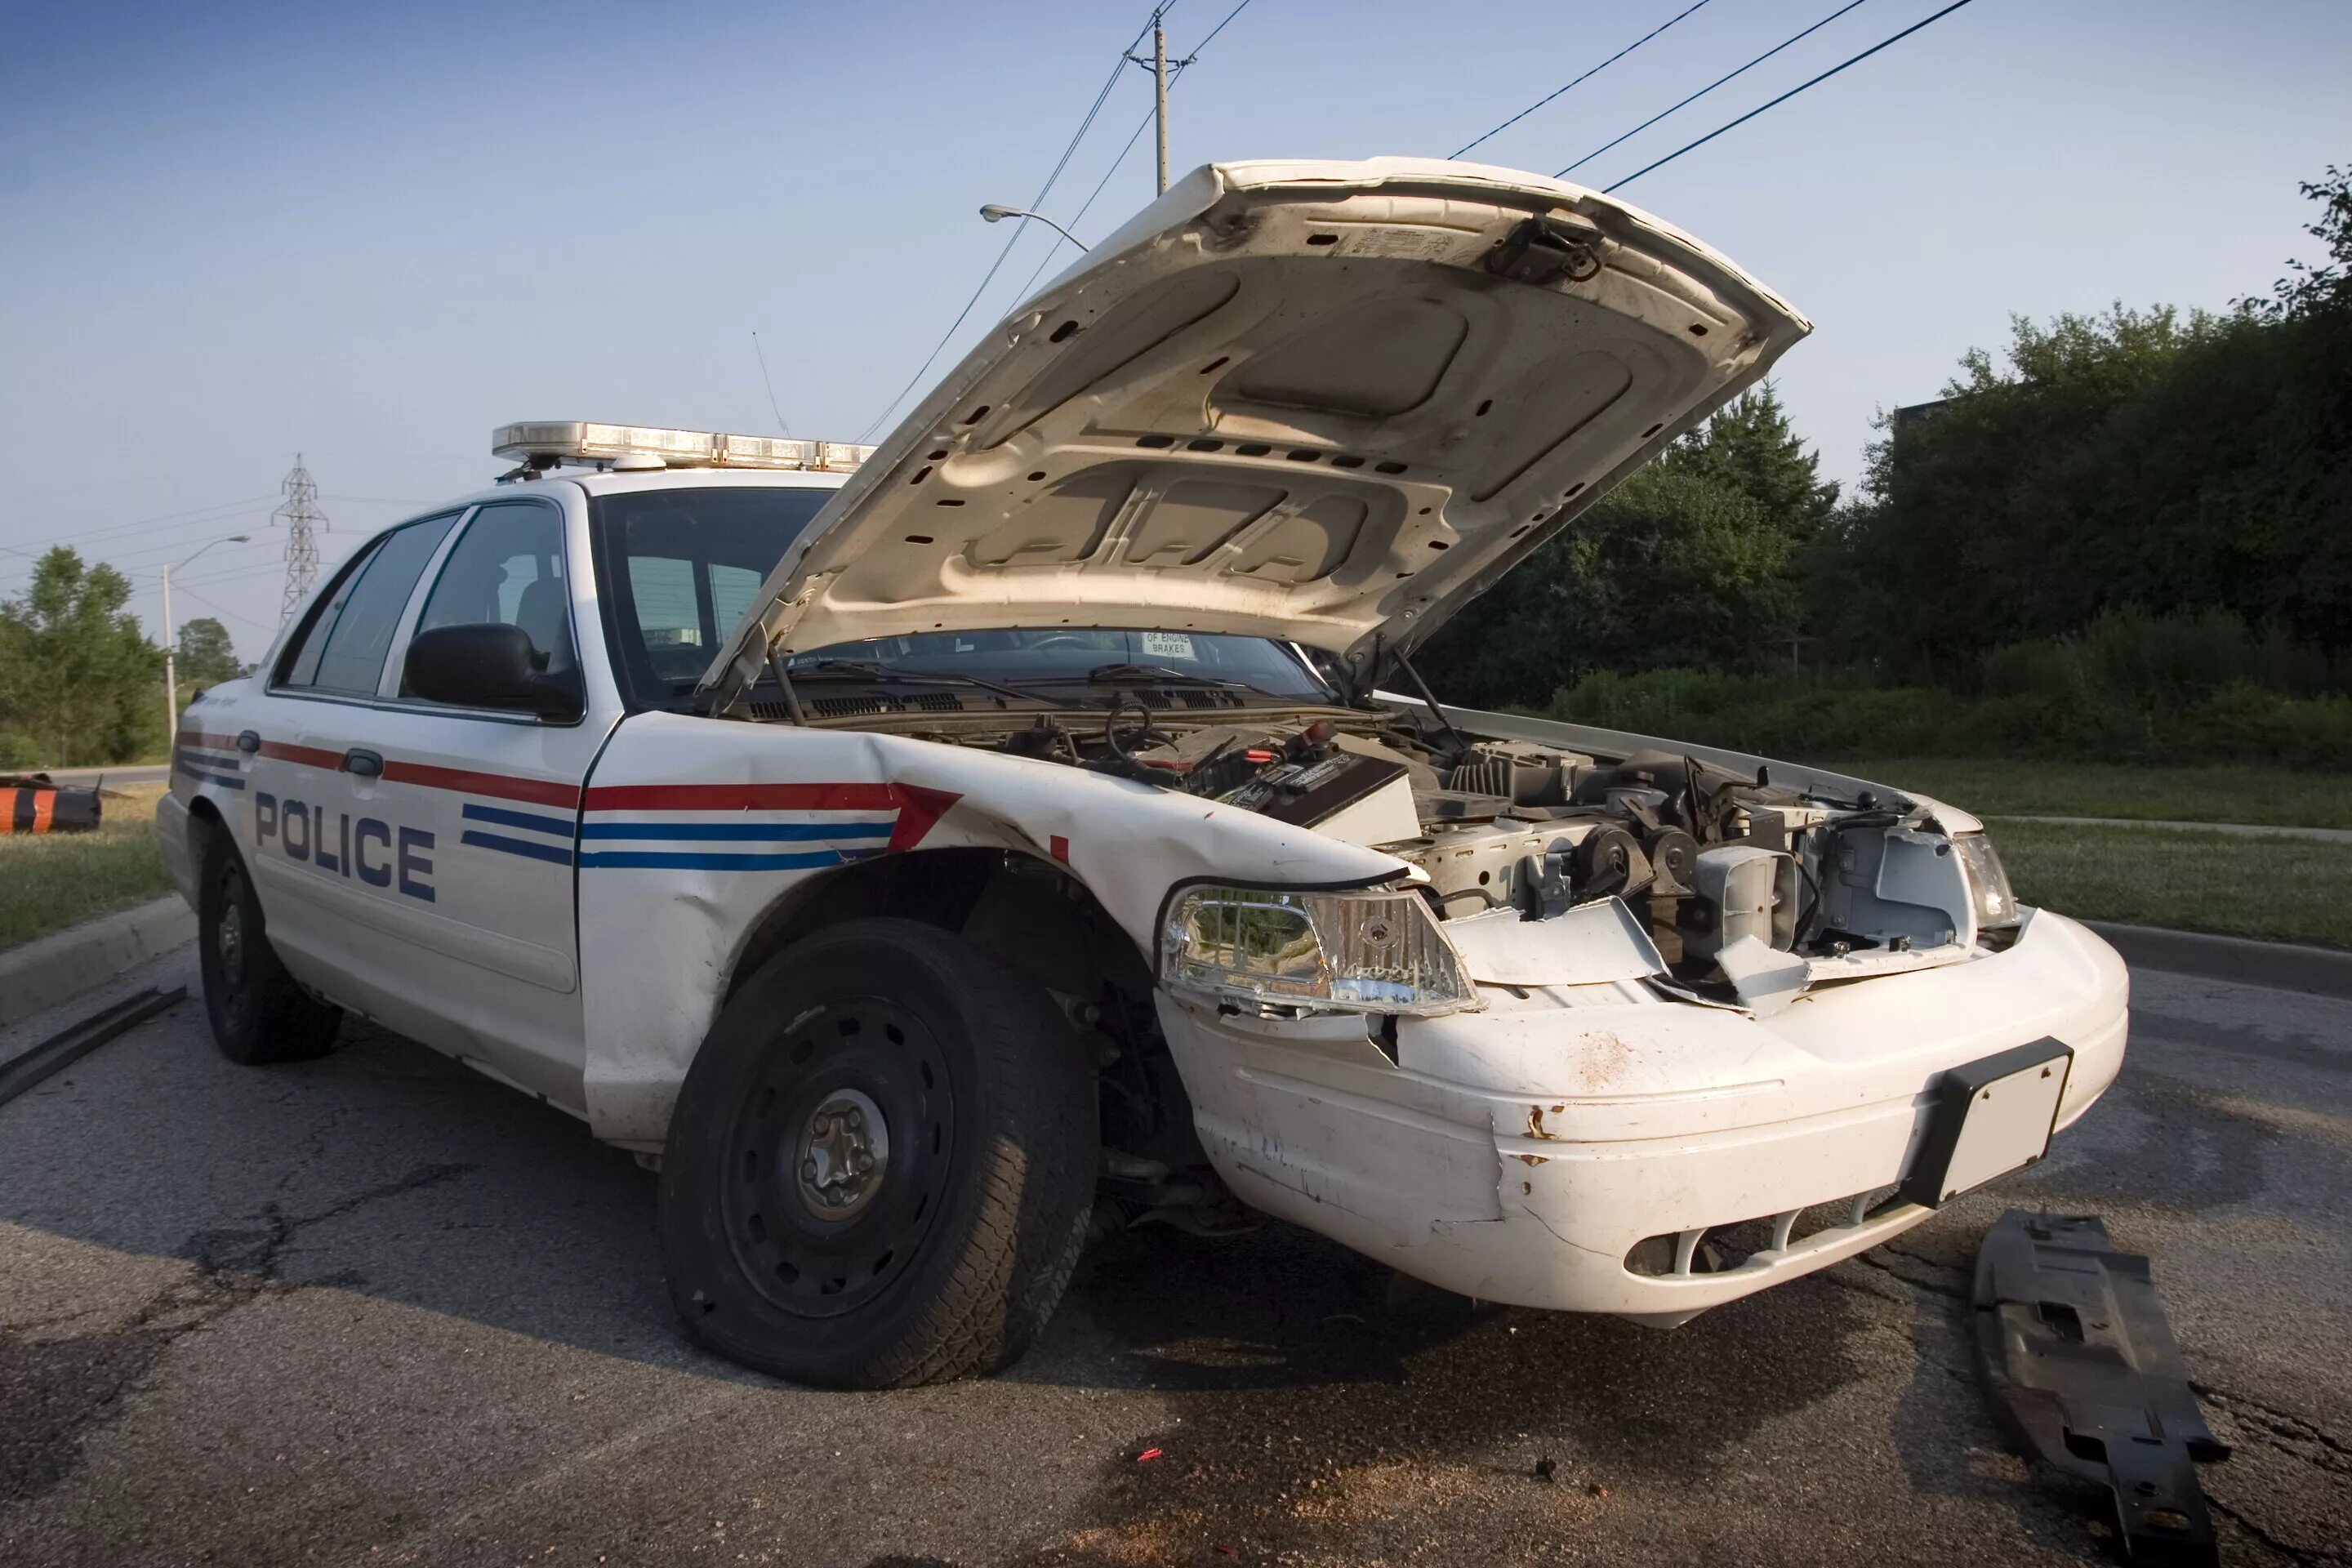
[414,465,856,514]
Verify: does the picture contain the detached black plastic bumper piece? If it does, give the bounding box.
[1973,1211,2230,1566]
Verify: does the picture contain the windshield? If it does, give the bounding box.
[589,484,1341,710]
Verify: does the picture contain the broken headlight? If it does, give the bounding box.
[1159,884,1481,1016]
[1953,832,2021,931]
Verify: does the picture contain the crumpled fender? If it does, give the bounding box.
[853,728,1405,950]
[574,711,1403,1146]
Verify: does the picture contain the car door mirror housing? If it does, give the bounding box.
[405,623,581,720]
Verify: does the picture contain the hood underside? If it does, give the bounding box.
[708,157,1808,701]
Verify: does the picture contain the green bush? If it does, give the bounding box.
[1538,659,2352,770]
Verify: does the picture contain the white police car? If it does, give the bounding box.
[161,158,2127,1387]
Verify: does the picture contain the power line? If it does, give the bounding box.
[0,493,281,558]
[751,332,792,439]
[1011,100,1166,305]
[1452,0,1721,161]
[854,4,1176,443]
[1559,0,1873,177]
[1009,0,1245,302]
[1005,0,1252,306]
[169,583,277,637]
[1605,0,1980,192]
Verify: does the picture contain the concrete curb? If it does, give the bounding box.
[0,896,196,1028]
[2083,920,2352,1001]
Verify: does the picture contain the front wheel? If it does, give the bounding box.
[658,917,1098,1388]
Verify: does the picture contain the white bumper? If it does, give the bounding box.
[1156,907,2128,1321]
[155,790,201,908]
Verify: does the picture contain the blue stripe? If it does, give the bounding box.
[578,849,844,871]
[177,764,248,791]
[462,802,576,838]
[579,820,893,842]
[461,830,573,866]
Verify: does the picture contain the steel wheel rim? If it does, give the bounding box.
[213,863,252,1031]
[719,997,956,1319]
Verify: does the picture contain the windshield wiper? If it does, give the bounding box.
[791,659,1079,708]
[1031,662,1314,703]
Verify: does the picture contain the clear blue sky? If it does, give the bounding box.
[3,0,2346,662]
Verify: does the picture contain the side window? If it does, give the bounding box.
[409,502,571,695]
[278,514,461,695]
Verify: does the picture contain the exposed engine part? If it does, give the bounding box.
[1683,844,1798,961]
[1443,745,1588,808]
[965,704,1967,989]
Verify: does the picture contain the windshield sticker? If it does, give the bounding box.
[1140,631,1197,661]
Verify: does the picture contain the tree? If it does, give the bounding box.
[1416,385,1834,708]
[1804,169,2352,674]
[176,617,247,694]
[0,547,163,767]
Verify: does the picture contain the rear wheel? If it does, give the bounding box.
[198,831,341,1065]
[659,917,1097,1388]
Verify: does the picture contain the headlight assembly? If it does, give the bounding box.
[1159,883,1481,1016]
[1953,832,2021,931]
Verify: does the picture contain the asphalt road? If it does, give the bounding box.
[2,949,2345,1567]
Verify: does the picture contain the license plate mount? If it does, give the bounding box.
[1899,1039,2074,1209]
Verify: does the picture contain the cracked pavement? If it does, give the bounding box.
[1,946,2345,1566]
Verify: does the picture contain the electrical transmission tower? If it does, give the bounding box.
[273,455,327,621]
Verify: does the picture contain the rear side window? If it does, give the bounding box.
[408,502,571,694]
[278,513,461,694]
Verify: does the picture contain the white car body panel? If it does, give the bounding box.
[573,710,1396,1146]
[156,158,2127,1330]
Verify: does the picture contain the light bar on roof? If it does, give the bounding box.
[492,421,876,474]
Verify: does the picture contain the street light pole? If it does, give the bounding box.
[162,534,249,738]
[978,204,1089,254]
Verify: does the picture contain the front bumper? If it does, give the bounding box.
[156,789,200,908]
[1154,907,2128,1322]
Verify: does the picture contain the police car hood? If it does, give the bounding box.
[706,157,1807,699]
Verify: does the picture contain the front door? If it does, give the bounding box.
[352,496,618,1107]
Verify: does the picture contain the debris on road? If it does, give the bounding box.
[0,986,185,1107]
[1,772,102,834]
[1972,1211,2229,1566]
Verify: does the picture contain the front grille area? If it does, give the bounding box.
[1622,1184,1905,1278]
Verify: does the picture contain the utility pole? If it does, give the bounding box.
[1153,11,1169,194]
[1128,7,1189,196]
[273,455,327,621]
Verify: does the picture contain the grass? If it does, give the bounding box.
[1831,757,2352,829]
[1998,819,2352,951]
[0,782,176,951]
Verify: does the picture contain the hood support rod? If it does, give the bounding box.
[1392,652,1471,752]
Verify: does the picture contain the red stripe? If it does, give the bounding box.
[582,783,901,813]
[257,740,342,769]
[178,729,240,750]
[382,760,581,808]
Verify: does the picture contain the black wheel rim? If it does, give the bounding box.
[212,862,253,1034]
[719,996,957,1319]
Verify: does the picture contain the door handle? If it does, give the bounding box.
[236,730,261,755]
[342,749,383,778]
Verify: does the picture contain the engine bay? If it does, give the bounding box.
[840,697,1992,993]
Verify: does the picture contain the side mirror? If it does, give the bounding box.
[404,623,581,720]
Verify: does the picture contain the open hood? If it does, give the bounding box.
[706,157,1807,703]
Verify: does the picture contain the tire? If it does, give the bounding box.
[659,916,1098,1388]
[198,830,341,1065]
